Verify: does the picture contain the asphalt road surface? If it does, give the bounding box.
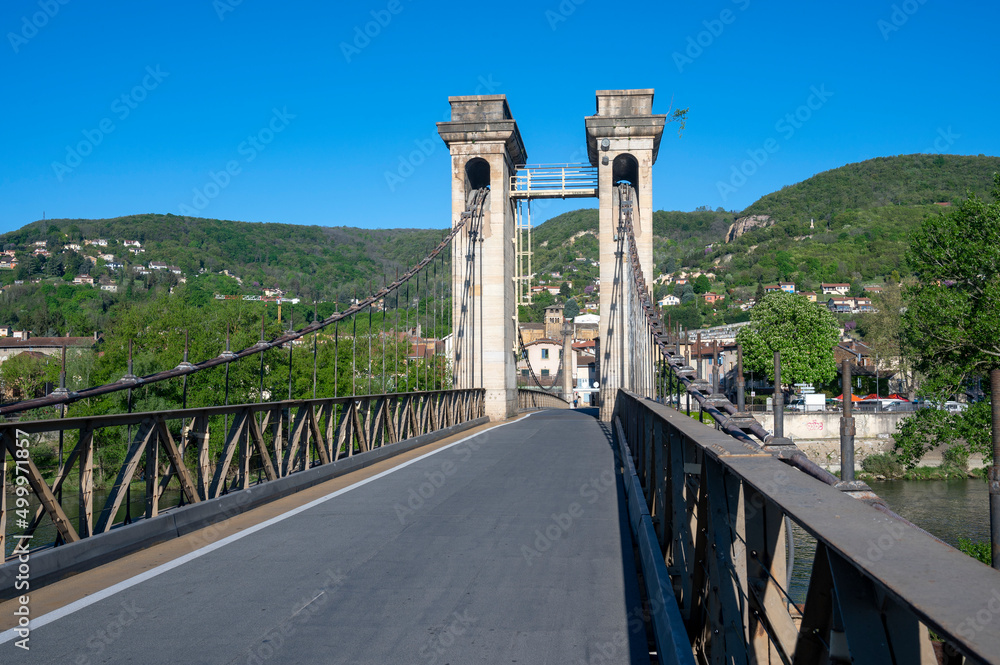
[6,409,650,664]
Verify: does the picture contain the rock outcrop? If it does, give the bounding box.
[725,214,773,243]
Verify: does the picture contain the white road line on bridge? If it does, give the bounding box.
[0,412,540,645]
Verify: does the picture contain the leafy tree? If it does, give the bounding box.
[755,282,765,303]
[735,291,839,386]
[559,281,571,299]
[0,352,56,401]
[858,280,918,397]
[901,175,1000,567]
[679,284,696,304]
[693,275,711,294]
[564,298,580,320]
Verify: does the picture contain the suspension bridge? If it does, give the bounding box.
[1,90,999,664]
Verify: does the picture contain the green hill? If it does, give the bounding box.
[0,214,449,336]
[530,154,1000,291]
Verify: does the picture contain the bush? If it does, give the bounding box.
[861,452,904,478]
[957,538,990,565]
[941,445,970,473]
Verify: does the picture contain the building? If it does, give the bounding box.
[0,326,11,337]
[826,297,874,314]
[799,291,818,302]
[543,304,566,339]
[518,322,545,345]
[0,334,98,363]
[701,292,725,305]
[263,287,284,298]
[99,253,115,261]
[572,314,600,341]
[149,261,168,270]
[65,243,82,251]
[85,239,108,247]
[821,283,851,295]
[658,294,680,307]
[123,240,142,247]
[168,266,182,275]
[779,282,796,293]
[863,285,883,295]
[0,258,17,270]
[100,282,119,293]
[73,275,95,285]
[518,338,567,386]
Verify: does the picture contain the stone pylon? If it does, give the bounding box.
[585,90,666,420]
[438,95,527,421]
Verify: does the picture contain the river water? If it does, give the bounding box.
[788,478,990,603]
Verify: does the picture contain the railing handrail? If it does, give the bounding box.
[614,390,1000,663]
[1,389,483,432]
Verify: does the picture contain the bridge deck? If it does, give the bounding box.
[7,410,656,664]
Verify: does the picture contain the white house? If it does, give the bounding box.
[821,283,850,295]
[658,294,680,307]
[72,275,94,285]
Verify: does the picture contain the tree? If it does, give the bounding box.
[0,352,55,401]
[564,298,580,320]
[693,275,711,294]
[755,282,765,304]
[679,284,696,304]
[735,291,840,386]
[858,280,918,397]
[901,175,1000,568]
[559,281,571,300]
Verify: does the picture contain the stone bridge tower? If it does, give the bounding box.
[438,95,527,421]
[586,90,666,419]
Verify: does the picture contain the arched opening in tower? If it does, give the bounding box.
[465,158,491,195]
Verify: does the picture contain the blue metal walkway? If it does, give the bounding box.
[7,410,655,664]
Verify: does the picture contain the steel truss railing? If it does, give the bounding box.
[613,391,1000,664]
[1,389,484,558]
[516,388,570,412]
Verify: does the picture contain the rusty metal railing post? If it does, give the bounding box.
[773,351,783,439]
[737,343,745,412]
[841,359,855,483]
[990,367,1000,569]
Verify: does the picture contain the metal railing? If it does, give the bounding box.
[614,390,1000,664]
[1,389,484,559]
[510,163,598,199]
[517,388,571,411]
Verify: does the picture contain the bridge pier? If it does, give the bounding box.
[438,96,526,421]
[586,90,665,419]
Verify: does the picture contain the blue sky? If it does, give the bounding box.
[1,0,997,234]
